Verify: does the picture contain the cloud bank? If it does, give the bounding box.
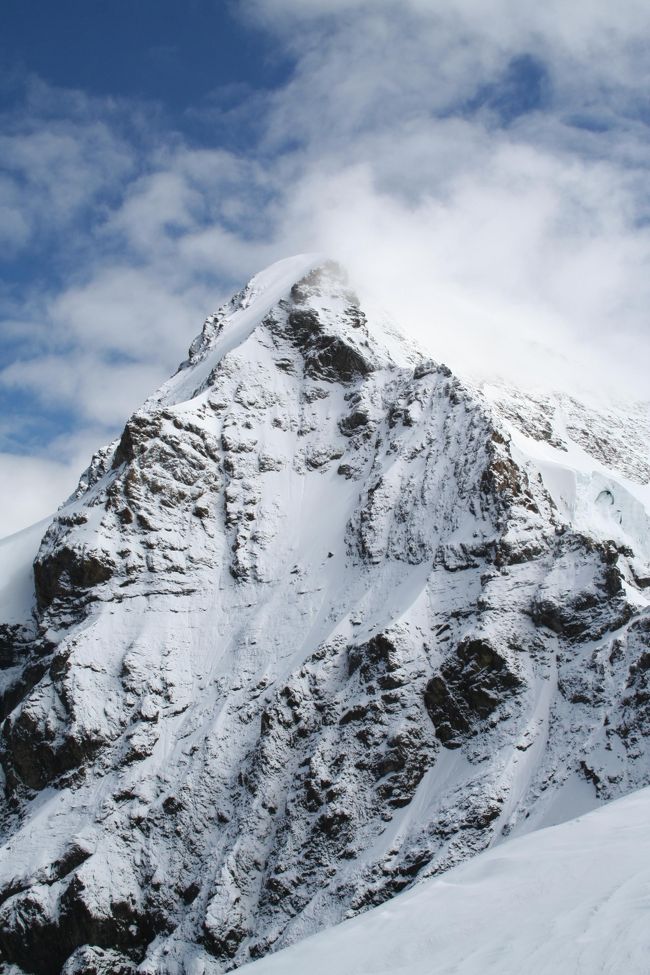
[1,0,649,534]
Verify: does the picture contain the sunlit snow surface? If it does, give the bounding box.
[482,383,650,565]
[240,787,650,975]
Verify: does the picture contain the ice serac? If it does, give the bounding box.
[0,258,648,975]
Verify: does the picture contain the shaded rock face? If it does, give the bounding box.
[424,637,522,748]
[275,265,376,384]
[530,540,632,641]
[34,545,115,611]
[0,870,151,975]
[0,625,28,671]
[285,309,372,384]
[0,260,648,974]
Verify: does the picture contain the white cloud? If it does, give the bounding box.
[1,352,169,427]
[49,266,209,365]
[0,114,134,255]
[0,453,79,539]
[272,148,650,396]
[2,2,650,529]
[248,0,650,397]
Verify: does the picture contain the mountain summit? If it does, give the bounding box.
[0,258,648,975]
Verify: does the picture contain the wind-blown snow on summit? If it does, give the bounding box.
[0,258,648,974]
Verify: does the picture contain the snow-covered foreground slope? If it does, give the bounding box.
[240,786,650,975]
[0,258,647,974]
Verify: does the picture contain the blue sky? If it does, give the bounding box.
[1,0,650,536]
[1,1,289,111]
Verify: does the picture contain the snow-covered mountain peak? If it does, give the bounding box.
[147,257,418,416]
[0,258,648,975]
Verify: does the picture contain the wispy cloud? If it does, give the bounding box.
[249,0,650,395]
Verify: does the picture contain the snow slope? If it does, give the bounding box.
[240,786,650,975]
[0,259,647,975]
[483,383,650,584]
[0,518,51,627]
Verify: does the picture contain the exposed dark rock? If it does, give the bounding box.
[59,875,154,965]
[111,417,144,469]
[6,702,105,791]
[0,871,151,975]
[0,887,61,975]
[339,410,370,435]
[202,914,250,961]
[530,548,633,642]
[0,623,30,670]
[34,546,114,611]
[348,634,400,680]
[425,638,521,747]
[286,310,372,383]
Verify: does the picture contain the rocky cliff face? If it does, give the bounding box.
[0,257,648,975]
